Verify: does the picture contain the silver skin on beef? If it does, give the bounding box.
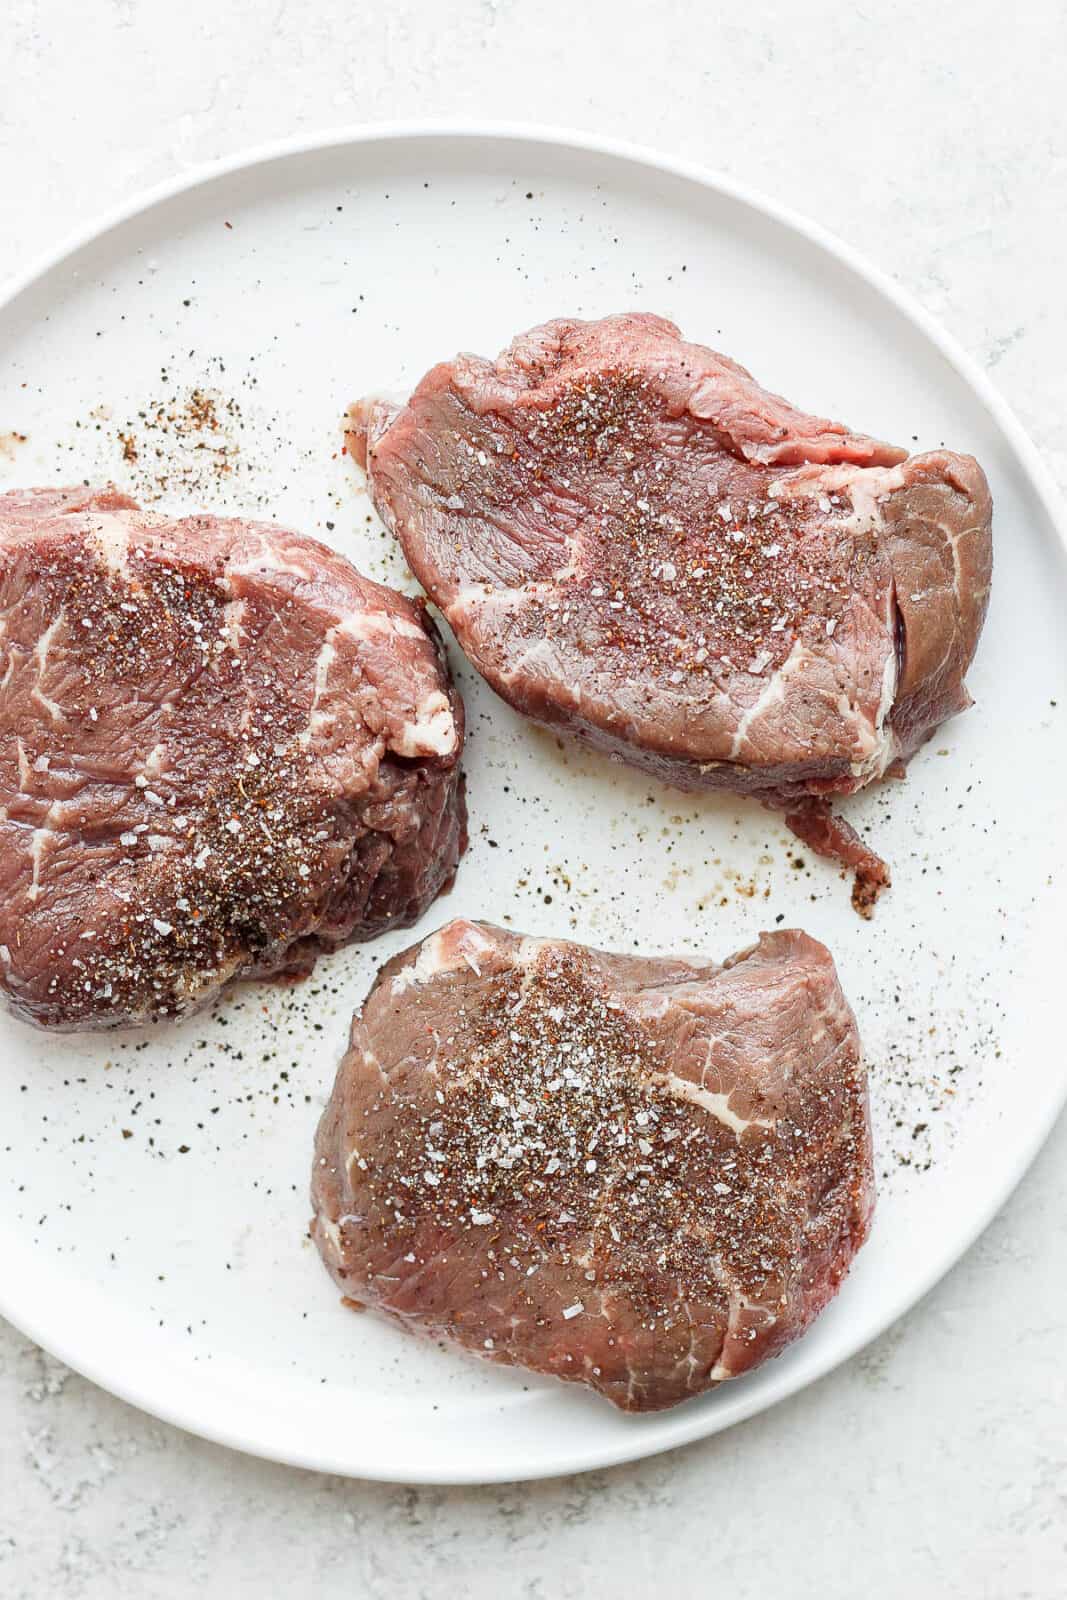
[350,313,992,913]
[311,918,874,1413]
[0,486,466,1031]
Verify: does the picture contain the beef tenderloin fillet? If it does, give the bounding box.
[0,486,466,1031]
[350,314,992,913]
[311,918,874,1412]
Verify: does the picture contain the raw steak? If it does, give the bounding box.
[350,313,992,913]
[0,486,466,1031]
[311,918,874,1412]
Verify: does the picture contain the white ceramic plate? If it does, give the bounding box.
[0,125,1064,1485]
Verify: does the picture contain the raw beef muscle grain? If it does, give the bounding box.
[351,314,992,912]
[0,487,466,1030]
[312,918,874,1412]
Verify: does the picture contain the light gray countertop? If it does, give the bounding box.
[1,3,1065,1595]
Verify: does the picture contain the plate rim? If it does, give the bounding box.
[1,118,1065,1485]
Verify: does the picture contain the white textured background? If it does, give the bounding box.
[1,2,1065,1595]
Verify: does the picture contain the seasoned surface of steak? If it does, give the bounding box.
[311,918,874,1412]
[351,314,992,911]
[0,486,466,1031]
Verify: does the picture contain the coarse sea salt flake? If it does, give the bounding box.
[562,1301,584,1320]
[470,1210,495,1226]
[152,918,173,936]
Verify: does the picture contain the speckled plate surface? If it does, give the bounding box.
[0,125,1064,1484]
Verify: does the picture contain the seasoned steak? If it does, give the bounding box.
[350,313,992,912]
[0,486,466,1031]
[311,918,874,1412]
